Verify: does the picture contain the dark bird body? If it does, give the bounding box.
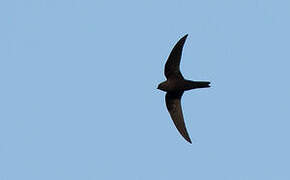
[157,34,210,143]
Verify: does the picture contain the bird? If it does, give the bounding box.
[157,34,210,143]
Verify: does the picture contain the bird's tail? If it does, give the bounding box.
[183,80,210,91]
[195,81,211,88]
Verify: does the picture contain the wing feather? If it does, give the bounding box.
[164,34,188,80]
[165,91,192,143]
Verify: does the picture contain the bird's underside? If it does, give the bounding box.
[158,34,210,144]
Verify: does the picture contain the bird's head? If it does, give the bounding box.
[157,81,168,92]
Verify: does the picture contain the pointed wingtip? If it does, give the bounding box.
[179,34,188,45]
[173,34,188,50]
[182,34,188,39]
[184,136,192,144]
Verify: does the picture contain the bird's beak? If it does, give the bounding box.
[157,85,161,90]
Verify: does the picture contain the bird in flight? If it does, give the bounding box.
[157,34,210,143]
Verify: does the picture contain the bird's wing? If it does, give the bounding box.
[164,34,188,80]
[165,91,192,143]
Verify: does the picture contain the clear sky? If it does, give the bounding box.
[1,0,290,179]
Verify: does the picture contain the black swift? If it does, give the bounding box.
[157,34,210,143]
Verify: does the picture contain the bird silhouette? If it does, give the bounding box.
[157,34,210,143]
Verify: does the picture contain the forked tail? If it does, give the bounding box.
[184,80,210,90]
[195,81,210,88]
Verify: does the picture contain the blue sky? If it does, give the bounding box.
[1,0,290,179]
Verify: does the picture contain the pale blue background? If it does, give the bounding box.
[1,0,290,179]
